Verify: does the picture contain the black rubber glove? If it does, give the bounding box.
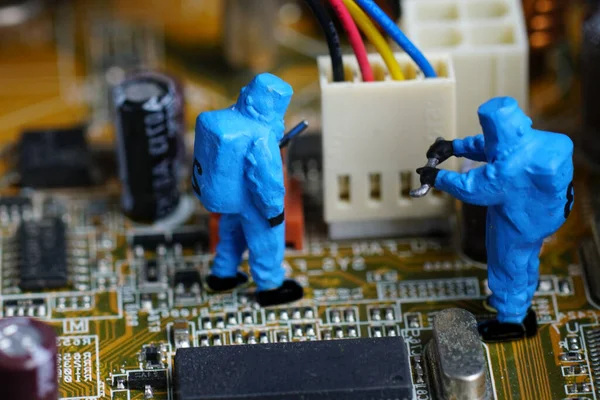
[426,140,454,163]
[416,167,440,186]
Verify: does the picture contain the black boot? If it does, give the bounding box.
[256,280,304,307]
[522,308,538,338]
[206,272,248,292]
[478,309,538,343]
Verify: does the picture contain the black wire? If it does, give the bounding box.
[303,0,345,82]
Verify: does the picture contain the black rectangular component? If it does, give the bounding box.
[129,232,168,249]
[174,269,201,288]
[174,337,412,400]
[0,196,31,208]
[4,298,45,307]
[144,345,160,363]
[171,227,209,248]
[129,226,209,250]
[18,127,92,188]
[18,218,68,291]
[127,370,168,390]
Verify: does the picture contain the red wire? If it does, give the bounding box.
[328,0,374,82]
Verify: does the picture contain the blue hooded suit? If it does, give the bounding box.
[192,73,292,292]
[435,97,574,323]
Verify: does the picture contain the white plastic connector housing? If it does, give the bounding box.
[403,0,528,137]
[318,53,456,238]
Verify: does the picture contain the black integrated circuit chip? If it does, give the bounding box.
[130,232,168,249]
[0,196,31,209]
[171,227,209,248]
[174,269,201,288]
[0,196,31,219]
[127,370,168,390]
[129,226,209,250]
[174,337,413,400]
[18,217,68,291]
[18,127,93,188]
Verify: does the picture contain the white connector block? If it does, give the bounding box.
[403,0,528,137]
[318,53,456,237]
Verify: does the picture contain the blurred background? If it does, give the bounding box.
[0,0,594,206]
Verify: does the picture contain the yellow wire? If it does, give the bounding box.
[343,0,405,80]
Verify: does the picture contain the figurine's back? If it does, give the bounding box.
[193,108,263,214]
[499,130,574,242]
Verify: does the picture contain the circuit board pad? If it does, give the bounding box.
[0,1,596,400]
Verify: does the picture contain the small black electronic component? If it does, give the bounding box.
[18,217,68,291]
[18,126,93,188]
[140,344,166,369]
[113,71,184,223]
[144,345,160,363]
[287,133,322,170]
[138,259,168,289]
[4,298,46,318]
[560,351,584,362]
[174,269,202,288]
[129,226,209,250]
[171,227,209,248]
[174,337,412,400]
[127,370,168,390]
[0,196,31,209]
[130,232,168,249]
[0,196,31,222]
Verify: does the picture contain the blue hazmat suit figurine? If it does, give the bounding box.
[417,96,574,342]
[192,73,304,307]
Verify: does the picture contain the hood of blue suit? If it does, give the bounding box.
[235,73,293,141]
[478,97,532,161]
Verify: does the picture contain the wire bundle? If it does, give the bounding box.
[304,0,436,82]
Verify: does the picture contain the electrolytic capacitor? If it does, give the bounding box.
[113,71,184,223]
[0,317,58,400]
[582,6,600,163]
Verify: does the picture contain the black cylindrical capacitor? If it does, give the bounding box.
[114,72,183,222]
[0,317,58,400]
[582,7,600,162]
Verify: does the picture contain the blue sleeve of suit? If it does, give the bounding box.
[452,134,487,162]
[435,164,504,206]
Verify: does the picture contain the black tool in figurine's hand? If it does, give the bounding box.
[426,139,454,163]
[279,120,309,148]
[410,137,445,198]
[416,167,440,186]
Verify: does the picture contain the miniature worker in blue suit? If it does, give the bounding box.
[417,97,574,342]
[192,73,303,307]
